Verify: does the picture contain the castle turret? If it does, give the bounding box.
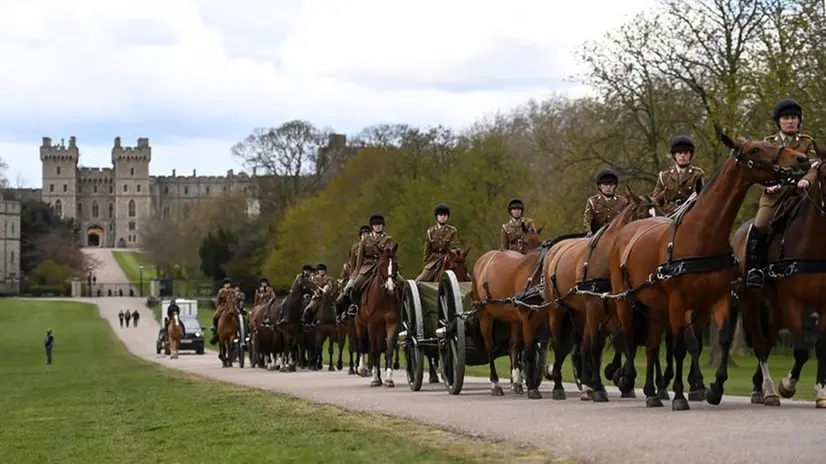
[40,136,79,219]
[112,137,151,248]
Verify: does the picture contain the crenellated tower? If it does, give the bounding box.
[40,136,79,219]
[112,137,151,248]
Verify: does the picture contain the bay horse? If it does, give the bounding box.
[167,313,183,359]
[217,306,239,368]
[335,315,359,374]
[307,285,339,371]
[543,188,664,402]
[417,246,472,384]
[470,226,548,397]
[354,244,401,387]
[273,274,316,372]
[251,296,285,370]
[607,128,810,410]
[731,152,826,408]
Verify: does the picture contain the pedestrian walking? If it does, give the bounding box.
[124,310,131,327]
[45,329,54,365]
[118,311,124,327]
[132,310,140,327]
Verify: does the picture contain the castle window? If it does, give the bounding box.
[137,184,141,193]
[129,221,136,231]
[206,187,210,195]
[54,200,63,217]
[77,203,83,218]
[94,185,98,193]
[162,205,170,220]
[123,184,128,192]
[128,200,136,218]
[109,186,113,194]
[63,184,67,192]
[92,201,99,219]
[164,187,169,195]
[130,167,135,176]
[184,187,188,195]
[108,202,114,218]
[49,184,54,193]
[10,251,14,265]
[56,167,61,175]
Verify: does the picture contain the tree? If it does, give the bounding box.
[20,199,88,276]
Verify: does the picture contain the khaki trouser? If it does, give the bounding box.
[754,190,782,231]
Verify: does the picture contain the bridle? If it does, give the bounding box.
[729,142,806,186]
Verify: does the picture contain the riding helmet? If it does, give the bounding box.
[369,213,385,225]
[222,277,232,285]
[302,263,315,272]
[259,277,269,285]
[670,135,695,155]
[595,168,619,185]
[316,263,327,271]
[772,99,803,123]
[507,198,524,212]
[359,225,371,236]
[434,203,451,217]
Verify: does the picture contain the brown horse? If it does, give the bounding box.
[354,244,401,387]
[607,129,810,410]
[417,246,472,384]
[543,188,664,402]
[731,155,826,408]
[335,315,359,374]
[217,307,239,367]
[273,274,317,372]
[307,284,339,371]
[470,226,546,397]
[167,313,183,359]
[251,296,285,370]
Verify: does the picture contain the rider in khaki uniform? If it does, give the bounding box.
[650,136,706,215]
[415,203,461,283]
[338,213,403,318]
[584,168,628,235]
[745,99,820,288]
[254,278,276,307]
[304,263,334,325]
[341,225,371,280]
[500,198,537,254]
[209,277,235,345]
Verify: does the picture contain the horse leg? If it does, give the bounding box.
[615,298,638,395]
[584,301,607,402]
[643,316,665,407]
[776,298,808,400]
[384,318,399,388]
[686,321,707,402]
[477,310,503,396]
[815,323,826,408]
[368,323,383,387]
[509,322,525,395]
[336,328,344,370]
[328,329,336,371]
[427,357,439,383]
[705,295,739,405]
[521,315,543,400]
[657,328,675,400]
[549,309,572,400]
[668,294,690,411]
[356,321,370,377]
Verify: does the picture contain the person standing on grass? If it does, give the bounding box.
[132,310,140,327]
[44,329,54,365]
[118,311,124,327]
[124,310,131,327]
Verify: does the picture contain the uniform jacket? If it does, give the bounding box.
[583,193,628,233]
[760,132,820,207]
[422,224,460,270]
[650,165,705,212]
[354,232,396,276]
[500,217,536,252]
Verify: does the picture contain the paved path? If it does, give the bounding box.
[57,296,825,464]
[82,248,138,296]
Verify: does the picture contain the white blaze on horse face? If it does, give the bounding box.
[385,258,395,292]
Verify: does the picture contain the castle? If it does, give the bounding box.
[16,136,256,249]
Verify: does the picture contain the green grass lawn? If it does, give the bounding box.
[112,250,155,296]
[0,300,558,464]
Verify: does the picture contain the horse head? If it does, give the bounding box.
[522,223,543,251]
[716,125,810,186]
[377,243,399,294]
[442,246,471,282]
[626,185,664,220]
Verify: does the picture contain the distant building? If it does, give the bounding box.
[0,200,21,293]
[11,134,350,249]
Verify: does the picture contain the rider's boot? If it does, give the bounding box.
[745,224,767,288]
[302,308,314,327]
[209,314,219,345]
[347,289,360,318]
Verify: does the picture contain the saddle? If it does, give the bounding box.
[768,189,806,241]
[513,233,588,302]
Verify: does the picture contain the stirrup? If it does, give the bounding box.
[745,269,765,288]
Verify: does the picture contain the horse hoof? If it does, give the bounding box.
[580,390,594,401]
[778,381,795,399]
[348,369,356,375]
[620,390,637,399]
[370,380,382,387]
[705,388,722,406]
[528,389,542,400]
[656,389,670,401]
[336,363,343,370]
[491,386,505,396]
[815,398,826,409]
[645,396,663,408]
[429,376,440,384]
[592,390,609,403]
[552,389,566,400]
[688,389,706,402]
[385,380,395,388]
[328,366,335,372]
[764,395,781,407]
[617,376,634,393]
[672,397,690,411]
[512,384,524,395]
[750,392,764,404]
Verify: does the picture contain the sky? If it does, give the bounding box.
[0,0,655,188]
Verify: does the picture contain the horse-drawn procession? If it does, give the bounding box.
[160,100,826,410]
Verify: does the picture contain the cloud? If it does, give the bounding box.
[0,0,655,187]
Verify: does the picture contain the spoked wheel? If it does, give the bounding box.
[438,271,466,395]
[235,339,245,368]
[402,280,425,391]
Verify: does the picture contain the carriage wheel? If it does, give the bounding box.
[438,270,466,395]
[402,280,425,391]
[236,340,245,368]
